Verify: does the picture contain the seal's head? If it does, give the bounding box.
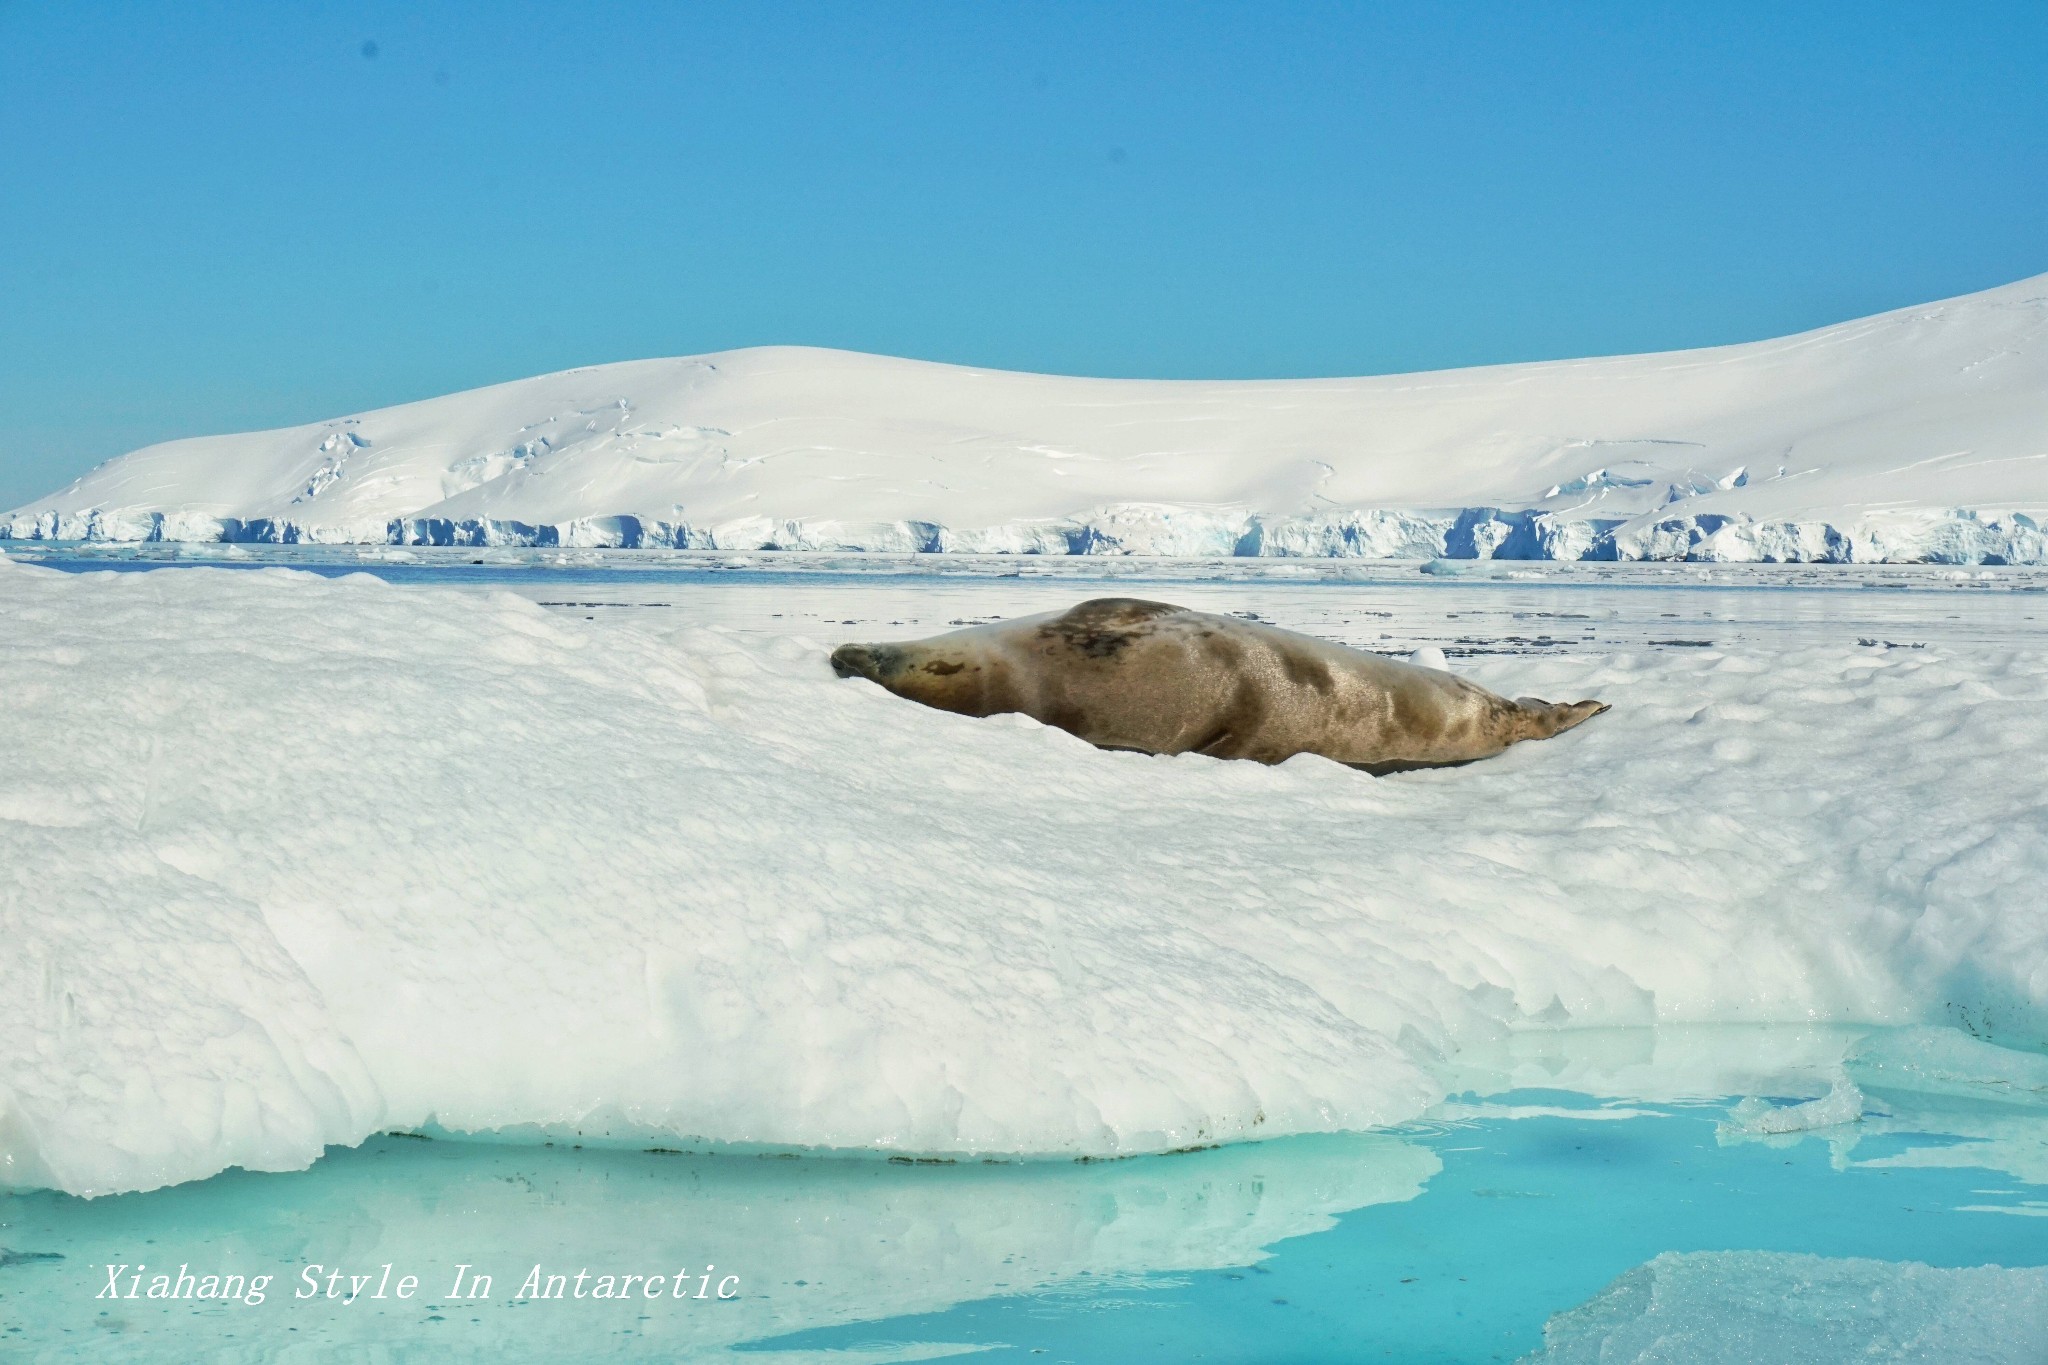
[830,641,911,684]
[831,633,1011,717]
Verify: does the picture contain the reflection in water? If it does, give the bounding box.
[764,1025,2048,1363]
[3,1035,2043,1362]
[0,1131,1433,1362]
[767,1099,2046,1361]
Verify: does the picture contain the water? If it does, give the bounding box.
[5,1028,2045,1362]
[10,544,2048,658]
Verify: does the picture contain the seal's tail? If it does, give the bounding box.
[1516,697,1611,739]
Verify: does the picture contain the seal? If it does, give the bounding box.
[830,597,1609,773]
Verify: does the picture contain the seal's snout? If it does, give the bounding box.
[830,642,905,682]
[1553,698,1611,733]
[830,642,875,679]
[1514,696,1611,739]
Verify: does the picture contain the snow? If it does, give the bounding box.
[3,557,2047,1198]
[6,273,2047,561]
[1523,1252,2048,1364]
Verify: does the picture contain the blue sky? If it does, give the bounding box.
[2,2,2044,509]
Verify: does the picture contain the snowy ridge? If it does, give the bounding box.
[7,273,2047,562]
[4,560,2046,1196]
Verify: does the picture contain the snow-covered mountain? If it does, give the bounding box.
[9,273,2047,561]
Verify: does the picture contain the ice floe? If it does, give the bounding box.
[1524,1251,2048,1364]
[3,559,2046,1195]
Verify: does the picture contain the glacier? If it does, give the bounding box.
[4,556,2046,1198]
[5,272,2047,563]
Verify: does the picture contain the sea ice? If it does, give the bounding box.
[1523,1251,2048,1364]
[3,558,2046,1196]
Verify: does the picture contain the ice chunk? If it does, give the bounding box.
[1720,1077,1866,1137]
[1523,1251,2048,1364]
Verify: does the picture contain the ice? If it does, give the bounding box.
[1720,1078,1867,1137]
[4,558,2048,1197]
[5,274,2046,561]
[6,1030,2044,1360]
[1847,1023,2048,1108]
[1522,1251,2048,1364]
[1428,1022,2048,1195]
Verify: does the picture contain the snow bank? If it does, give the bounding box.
[3,560,2047,1196]
[7,272,2047,562]
[1523,1252,2048,1364]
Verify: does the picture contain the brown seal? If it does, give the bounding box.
[830,597,1608,773]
